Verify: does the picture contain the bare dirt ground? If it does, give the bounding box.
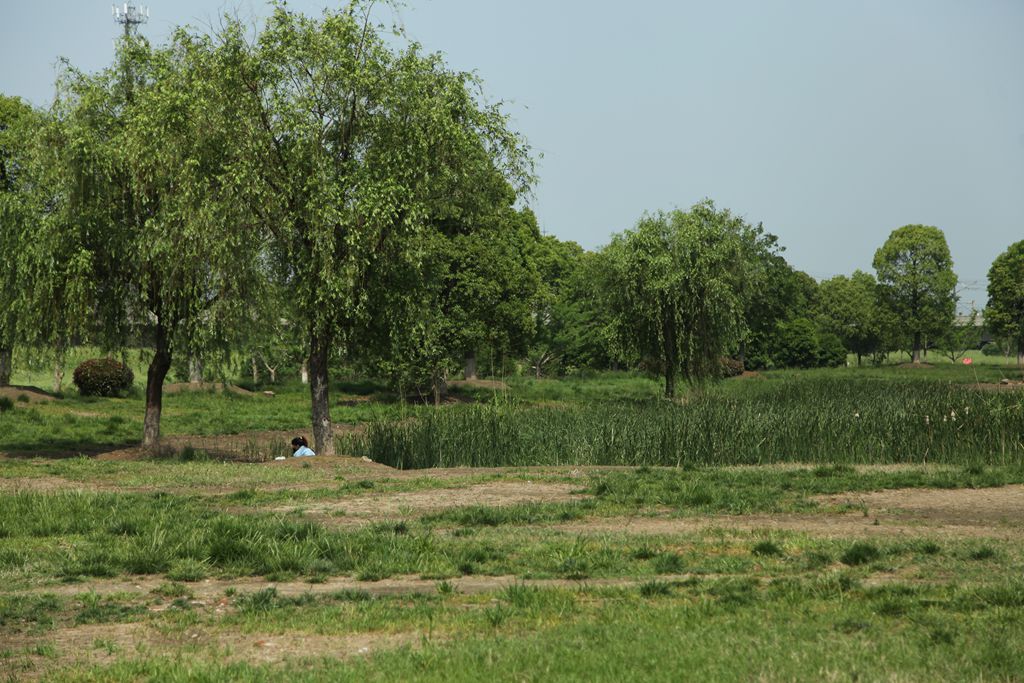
[556,484,1024,541]
[162,382,257,396]
[270,480,587,526]
[0,385,59,404]
[1,619,424,680]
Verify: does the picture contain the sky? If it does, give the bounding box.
[2,0,1022,308]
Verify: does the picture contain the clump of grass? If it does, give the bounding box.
[652,553,685,574]
[752,540,784,557]
[0,396,13,413]
[840,542,881,566]
[166,558,209,582]
[968,546,996,561]
[639,580,673,598]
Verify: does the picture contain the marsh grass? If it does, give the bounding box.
[345,377,1024,468]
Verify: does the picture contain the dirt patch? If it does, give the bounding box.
[0,386,59,404]
[162,382,256,396]
[970,380,1024,392]
[10,573,700,601]
[447,379,509,391]
[555,485,1024,540]
[273,480,587,525]
[0,620,422,680]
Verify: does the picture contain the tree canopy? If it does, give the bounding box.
[873,225,957,363]
[985,240,1024,366]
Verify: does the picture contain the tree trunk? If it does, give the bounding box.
[432,367,442,407]
[856,352,863,367]
[251,357,259,384]
[912,332,922,363]
[662,301,677,399]
[0,347,11,386]
[269,367,277,383]
[189,356,203,384]
[1017,337,1023,368]
[53,359,65,394]
[309,331,334,456]
[464,351,477,380]
[143,322,172,450]
[300,359,309,384]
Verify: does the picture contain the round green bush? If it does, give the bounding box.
[72,358,135,397]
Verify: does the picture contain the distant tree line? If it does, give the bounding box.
[1,2,1022,450]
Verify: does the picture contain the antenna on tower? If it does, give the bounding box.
[112,3,149,40]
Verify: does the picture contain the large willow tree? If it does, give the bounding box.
[208,4,532,453]
[600,201,750,399]
[28,35,264,448]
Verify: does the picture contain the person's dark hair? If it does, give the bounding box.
[291,436,308,448]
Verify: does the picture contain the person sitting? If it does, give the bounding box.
[290,436,316,457]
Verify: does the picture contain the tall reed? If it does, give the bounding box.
[342,378,1024,468]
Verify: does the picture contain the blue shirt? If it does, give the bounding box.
[292,446,316,457]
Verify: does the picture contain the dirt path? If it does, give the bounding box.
[555,484,1024,540]
[272,480,588,526]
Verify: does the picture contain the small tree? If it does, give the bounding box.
[938,311,981,363]
[985,241,1024,367]
[601,201,747,398]
[817,270,882,366]
[873,225,957,364]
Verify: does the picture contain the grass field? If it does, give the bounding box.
[1,360,1023,680]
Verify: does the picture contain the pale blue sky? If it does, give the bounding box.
[2,1,1022,306]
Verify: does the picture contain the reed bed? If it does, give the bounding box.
[342,378,1024,468]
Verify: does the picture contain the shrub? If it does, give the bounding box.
[719,356,745,378]
[0,396,13,413]
[773,318,821,368]
[815,332,848,368]
[72,358,134,397]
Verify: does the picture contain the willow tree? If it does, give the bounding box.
[600,201,749,398]
[29,35,263,448]
[0,95,42,386]
[215,4,531,453]
[873,225,957,364]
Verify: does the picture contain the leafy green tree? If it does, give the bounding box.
[211,4,531,452]
[366,202,540,402]
[985,241,1024,367]
[601,201,748,398]
[0,95,42,386]
[873,225,957,363]
[26,34,264,447]
[817,270,882,366]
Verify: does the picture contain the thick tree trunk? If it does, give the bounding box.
[300,359,309,384]
[251,357,260,384]
[309,331,334,456]
[662,302,677,399]
[856,352,863,367]
[268,367,277,383]
[53,360,65,394]
[464,351,477,380]
[0,347,11,386]
[189,356,203,384]
[143,323,172,450]
[912,332,922,363]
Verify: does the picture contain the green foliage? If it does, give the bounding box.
[817,270,883,365]
[0,396,12,413]
[600,201,749,397]
[985,240,1024,364]
[873,225,958,361]
[72,358,134,397]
